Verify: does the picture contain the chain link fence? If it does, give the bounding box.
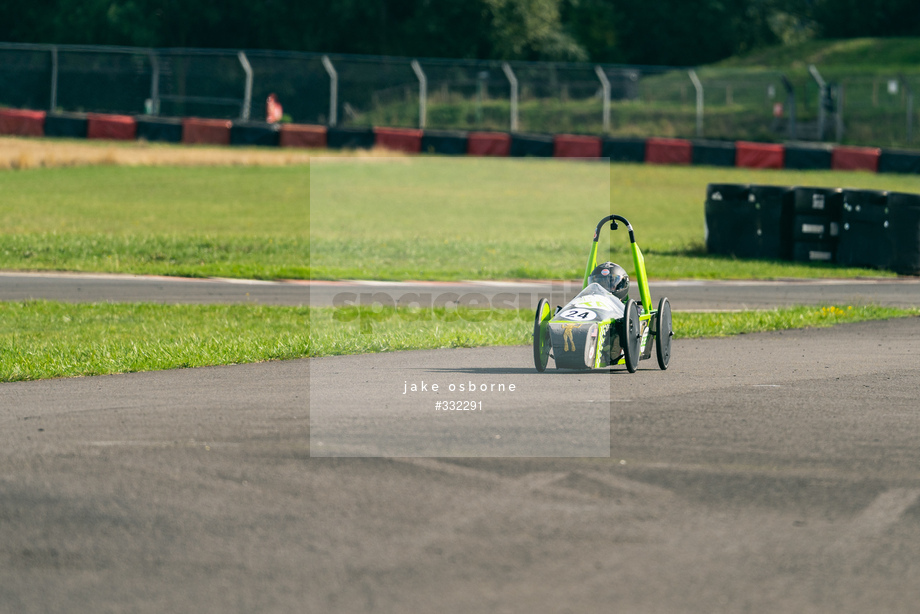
[2,42,919,148]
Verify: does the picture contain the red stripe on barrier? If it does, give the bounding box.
[0,108,46,137]
[87,113,137,141]
[373,127,422,153]
[182,118,232,145]
[735,141,784,169]
[832,146,881,172]
[467,132,511,156]
[645,137,692,165]
[554,134,602,158]
[279,124,327,148]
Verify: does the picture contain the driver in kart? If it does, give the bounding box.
[587,262,630,302]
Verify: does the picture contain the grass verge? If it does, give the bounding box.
[1,301,916,382]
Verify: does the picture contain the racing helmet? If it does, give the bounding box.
[588,262,629,300]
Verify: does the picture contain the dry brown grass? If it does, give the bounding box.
[0,136,406,170]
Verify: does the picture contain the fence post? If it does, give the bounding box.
[148,50,160,115]
[901,74,913,145]
[595,66,610,133]
[411,60,427,129]
[781,75,796,140]
[322,55,338,127]
[502,62,519,132]
[49,45,58,112]
[809,64,826,140]
[237,51,253,121]
[688,69,703,137]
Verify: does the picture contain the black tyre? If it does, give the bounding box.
[621,299,640,373]
[656,297,672,370]
[533,298,552,372]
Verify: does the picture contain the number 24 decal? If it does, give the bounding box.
[558,308,595,321]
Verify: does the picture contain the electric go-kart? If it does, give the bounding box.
[533,214,672,373]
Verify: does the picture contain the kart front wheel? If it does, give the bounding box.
[533,298,552,372]
[655,296,672,370]
[621,299,641,373]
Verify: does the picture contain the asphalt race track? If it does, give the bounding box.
[3,273,920,612]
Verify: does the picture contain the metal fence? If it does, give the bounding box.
[2,42,919,147]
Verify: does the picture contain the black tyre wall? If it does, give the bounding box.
[601,137,646,163]
[326,126,375,150]
[889,192,920,274]
[420,130,469,155]
[230,122,280,147]
[44,113,88,138]
[510,133,554,157]
[784,144,832,170]
[136,116,182,143]
[692,140,736,167]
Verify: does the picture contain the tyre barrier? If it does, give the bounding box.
[467,131,510,157]
[692,140,736,167]
[279,124,327,148]
[838,189,892,269]
[230,122,280,147]
[645,137,692,165]
[44,112,88,138]
[888,192,920,274]
[601,137,646,163]
[708,183,920,274]
[87,113,137,141]
[705,184,793,260]
[373,127,423,153]
[832,145,881,172]
[420,130,468,155]
[510,132,554,157]
[0,108,46,136]
[11,100,920,180]
[182,118,231,146]
[326,126,375,150]
[553,134,602,159]
[136,116,183,143]
[736,141,784,169]
[784,143,832,170]
[878,149,920,175]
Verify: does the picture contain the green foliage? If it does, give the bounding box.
[4,0,919,67]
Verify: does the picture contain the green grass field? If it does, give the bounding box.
[1,300,915,382]
[2,157,918,281]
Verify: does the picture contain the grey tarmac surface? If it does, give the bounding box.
[3,317,920,613]
[3,270,920,309]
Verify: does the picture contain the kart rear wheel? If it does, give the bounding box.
[621,299,640,373]
[655,296,672,370]
[533,298,552,372]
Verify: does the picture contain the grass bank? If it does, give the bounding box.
[1,300,915,382]
[2,157,917,280]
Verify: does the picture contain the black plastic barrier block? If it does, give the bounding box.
[136,116,182,143]
[879,149,920,175]
[43,112,88,138]
[784,143,832,170]
[420,130,468,155]
[692,140,736,167]
[837,190,890,268]
[230,122,280,147]
[888,192,920,274]
[793,241,836,263]
[749,185,794,260]
[794,214,839,241]
[794,186,843,218]
[510,133,554,157]
[601,137,646,163]
[326,126,375,150]
[706,184,753,257]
